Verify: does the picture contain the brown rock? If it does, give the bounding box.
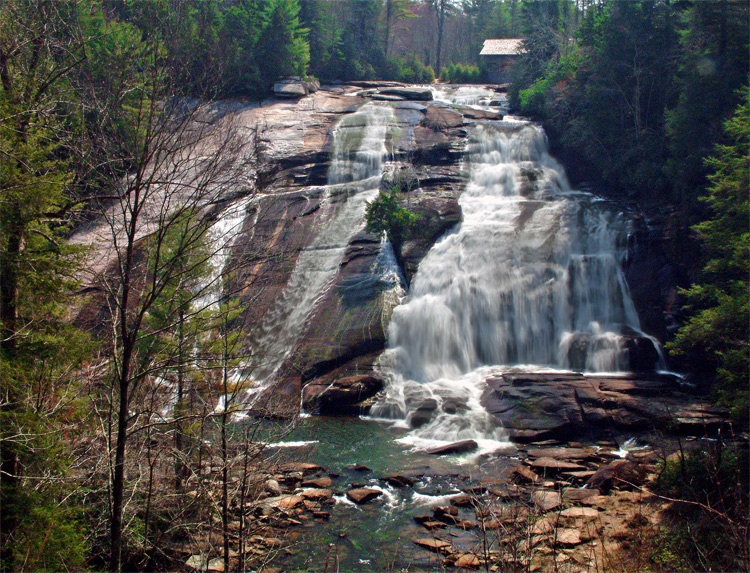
[426,439,478,456]
[450,493,474,507]
[455,553,481,568]
[385,474,416,488]
[512,464,541,484]
[265,479,282,496]
[413,515,433,525]
[303,500,321,511]
[346,487,382,504]
[562,488,600,504]
[301,476,333,488]
[526,447,599,461]
[300,488,333,501]
[350,464,372,472]
[562,470,597,481]
[528,457,587,472]
[413,538,451,552]
[531,491,562,512]
[559,507,599,519]
[435,505,459,517]
[261,538,284,548]
[586,460,647,492]
[555,528,581,546]
[277,495,305,510]
[277,462,322,474]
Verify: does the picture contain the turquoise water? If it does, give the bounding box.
[244,416,511,571]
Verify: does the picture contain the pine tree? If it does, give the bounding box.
[668,87,749,424]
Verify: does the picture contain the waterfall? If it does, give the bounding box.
[372,111,649,448]
[247,103,393,385]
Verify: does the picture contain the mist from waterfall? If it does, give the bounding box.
[372,116,645,449]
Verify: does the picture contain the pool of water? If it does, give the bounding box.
[241,415,515,571]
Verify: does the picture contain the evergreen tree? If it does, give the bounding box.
[0,1,91,567]
[666,0,749,208]
[256,0,310,87]
[668,87,749,424]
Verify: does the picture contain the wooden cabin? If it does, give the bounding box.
[480,39,524,84]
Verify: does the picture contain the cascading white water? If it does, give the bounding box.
[247,103,393,384]
[372,114,647,449]
[431,85,500,108]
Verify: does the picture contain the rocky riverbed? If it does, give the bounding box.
[180,424,739,573]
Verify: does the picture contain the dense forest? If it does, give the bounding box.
[0,0,747,571]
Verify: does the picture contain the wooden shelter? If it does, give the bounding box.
[480,39,524,83]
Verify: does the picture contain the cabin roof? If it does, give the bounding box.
[480,39,524,56]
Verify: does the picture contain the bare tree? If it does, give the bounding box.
[69,28,264,564]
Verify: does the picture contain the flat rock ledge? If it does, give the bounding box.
[482,371,727,443]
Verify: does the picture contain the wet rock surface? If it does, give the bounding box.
[301,374,384,415]
[231,84,481,414]
[482,371,727,443]
[180,422,738,573]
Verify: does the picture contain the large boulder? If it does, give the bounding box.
[586,459,647,493]
[273,77,320,98]
[482,372,726,443]
[409,398,439,428]
[426,440,478,456]
[302,374,384,415]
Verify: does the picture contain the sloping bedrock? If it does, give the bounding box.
[254,96,498,416]
[390,102,468,284]
[282,102,472,407]
[226,188,328,329]
[290,230,398,385]
[482,372,728,443]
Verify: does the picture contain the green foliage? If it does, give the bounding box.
[511,1,680,197]
[656,444,749,571]
[668,88,750,424]
[365,185,419,249]
[440,63,482,84]
[8,496,88,572]
[140,208,214,363]
[388,55,436,84]
[256,0,310,87]
[666,0,750,206]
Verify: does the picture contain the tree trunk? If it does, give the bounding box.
[435,0,445,75]
[385,0,392,57]
[110,183,140,573]
[0,222,21,571]
[109,367,130,573]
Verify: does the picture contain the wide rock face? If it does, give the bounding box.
[482,372,726,443]
[232,86,497,414]
[74,83,692,423]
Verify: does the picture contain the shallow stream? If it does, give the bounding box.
[249,416,514,571]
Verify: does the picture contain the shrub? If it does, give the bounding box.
[654,442,749,571]
[440,63,482,84]
[387,55,435,84]
[365,185,419,249]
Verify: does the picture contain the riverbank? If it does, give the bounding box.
[172,414,745,572]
